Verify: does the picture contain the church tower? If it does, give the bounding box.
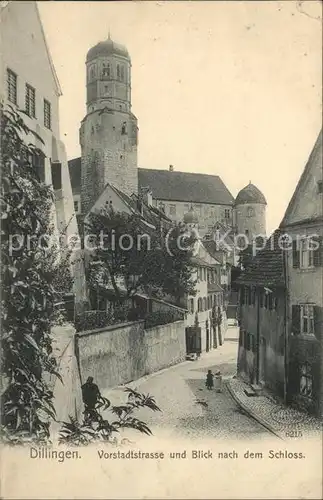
[80,35,138,216]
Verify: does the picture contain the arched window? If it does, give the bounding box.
[247,206,254,217]
[120,65,125,81]
[198,298,202,312]
[203,298,206,311]
[90,66,95,80]
[102,63,110,78]
[117,64,120,79]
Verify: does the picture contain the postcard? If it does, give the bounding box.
[1,1,322,498]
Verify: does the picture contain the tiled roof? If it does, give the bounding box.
[203,239,234,265]
[138,168,234,205]
[235,183,267,206]
[68,161,235,207]
[236,230,285,288]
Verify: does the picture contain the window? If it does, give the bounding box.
[247,207,254,217]
[117,64,120,80]
[51,162,62,190]
[202,298,206,311]
[32,151,45,183]
[7,68,17,104]
[194,204,202,216]
[102,63,110,78]
[300,238,314,269]
[300,304,314,335]
[189,298,194,314]
[300,362,313,398]
[44,99,51,129]
[159,202,165,212]
[121,122,127,135]
[169,204,176,216]
[25,84,36,117]
[198,298,202,312]
[184,204,190,212]
[120,65,125,81]
[224,209,231,219]
[318,180,323,194]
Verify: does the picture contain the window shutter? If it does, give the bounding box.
[291,305,301,335]
[314,306,323,341]
[313,237,322,267]
[292,240,300,268]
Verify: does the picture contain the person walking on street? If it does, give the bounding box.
[205,369,214,390]
[81,376,101,422]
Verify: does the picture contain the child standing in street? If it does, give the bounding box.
[205,369,214,390]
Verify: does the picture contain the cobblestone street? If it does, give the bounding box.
[103,327,277,442]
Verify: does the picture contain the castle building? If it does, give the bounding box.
[79,35,138,216]
[68,36,267,248]
[233,182,267,238]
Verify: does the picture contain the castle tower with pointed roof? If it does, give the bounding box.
[234,182,267,238]
[80,35,138,216]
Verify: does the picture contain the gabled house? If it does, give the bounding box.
[236,130,323,417]
[280,129,323,417]
[1,0,86,311]
[236,230,287,397]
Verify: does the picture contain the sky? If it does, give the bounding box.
[38,1,322,234]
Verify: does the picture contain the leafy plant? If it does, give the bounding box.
[59,388,161,445]
[0,106,63,444]
[144,309,183,329]
[86,206,197,309]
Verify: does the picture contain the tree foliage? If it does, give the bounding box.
[86,207,197,306]
[0,107,64,444]
[59,387,161,446]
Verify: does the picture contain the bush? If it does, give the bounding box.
[74,310,114,332]
[74,306,143,332]
[144,309,183,329]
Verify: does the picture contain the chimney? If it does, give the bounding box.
[169,164,174,172]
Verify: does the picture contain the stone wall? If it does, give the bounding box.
[76,319,186,390]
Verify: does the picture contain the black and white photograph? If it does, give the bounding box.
[0,1,322,498]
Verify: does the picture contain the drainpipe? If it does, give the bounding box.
[256,286,260,385]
